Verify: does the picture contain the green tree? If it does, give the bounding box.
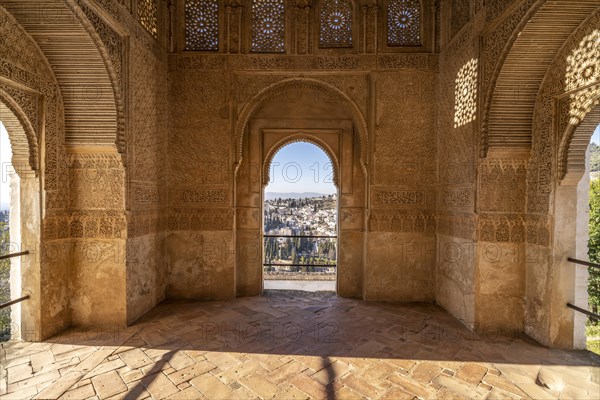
[0,221,11,340]
[588,178,600,319]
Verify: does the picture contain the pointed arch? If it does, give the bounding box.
[234,77,369,171]
[262,135,340,188]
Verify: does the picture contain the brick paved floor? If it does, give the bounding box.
[1,291,599,399]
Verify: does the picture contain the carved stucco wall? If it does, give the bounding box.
[0,6,70,340]
[368,68,437,301]
[435,1,600,346]
[1,0,598,349]
[80,0,170,325]
[166,51,438,302]
[526,9,600,348]
[125,23,169,325]
[436,20,477,329]
[2,0,168,332]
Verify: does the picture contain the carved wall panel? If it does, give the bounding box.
[168,208,234,231]
[436,212,475,240]
[486,0,517,22]
[374,70,437,189]
[169,70,231,188]
[130,38,168,212]
[477,213,525,243]
[479,159,526,213]
[449,0,469,38]
[172,52,435,72]
[295,0,311,54]
[69,154,126,210]
[368,210,436,233]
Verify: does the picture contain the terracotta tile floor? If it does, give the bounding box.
[1,291,599,399]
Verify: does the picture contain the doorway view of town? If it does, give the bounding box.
[263,141,338,292]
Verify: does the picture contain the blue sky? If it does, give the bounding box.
[0,122,10,210]
[266,142,337,194]
[592,124,600,145]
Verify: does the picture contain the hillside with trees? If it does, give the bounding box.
[590,142,600,175]
[0,212,10,341]
[264,195,337,273]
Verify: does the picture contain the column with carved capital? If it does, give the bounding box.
[295,0,311,54]
[362,0,378,53]
[226,0,243,53]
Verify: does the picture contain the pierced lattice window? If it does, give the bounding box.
[185,0,219,51]
[454,58,478,128]
[251,0,285,53]
[319,0,353,48]
[387,0,421,46]
[138,0,158,38]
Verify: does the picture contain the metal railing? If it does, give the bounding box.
[263,234,337,268]
[0,250,29,261]
[263,234,337,239]
[0,295,30,310]
[567,257,600,321]
[0,250,30,310]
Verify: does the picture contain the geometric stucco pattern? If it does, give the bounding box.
[0,5,67,210]
[529,8,600,214]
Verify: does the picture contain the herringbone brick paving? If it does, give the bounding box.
[1,291,598,399]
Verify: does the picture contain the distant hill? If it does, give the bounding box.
[265,192,331,201]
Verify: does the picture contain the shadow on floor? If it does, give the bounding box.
[32,291,600,368]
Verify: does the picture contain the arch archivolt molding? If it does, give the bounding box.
[0,5,67,209]
[558,90,600,185]
[530,10,600,198]
[234,77,369,171]
[262,134,340,188]
[0,86,40,175]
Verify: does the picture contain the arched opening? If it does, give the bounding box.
[554,103,600,350]
[234,78,367,299]
[0,104,41,341]
[263,140,338,292]
[0,122,15,340]
[583,122,600,354]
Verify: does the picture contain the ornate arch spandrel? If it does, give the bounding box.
[234,77,369,173]
[558,96,600,185]
[0,92,39,176]
[262,134,340,187]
